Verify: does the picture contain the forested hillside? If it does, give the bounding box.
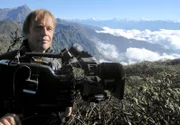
[0,20,22,53]
[65,61,180,125]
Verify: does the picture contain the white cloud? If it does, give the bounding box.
[92,41,180,64]
[94,40,119,60]
[168,35,180,49]
[96,27,180,50]
[124,47,180,64]
[125,48,160,61]
[93,28,180,64]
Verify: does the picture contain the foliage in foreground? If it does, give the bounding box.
[1,35,179,124]
[66,61,180,125]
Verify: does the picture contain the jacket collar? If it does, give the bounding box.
[20,39,54,54]
[19,39,55,63]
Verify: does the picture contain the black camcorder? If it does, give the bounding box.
[0,43,125,119]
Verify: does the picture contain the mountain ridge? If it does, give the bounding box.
[0,5,31,23]
[67,18,180,30]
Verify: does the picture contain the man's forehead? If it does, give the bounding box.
[32,18,54,27]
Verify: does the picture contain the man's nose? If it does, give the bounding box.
[41,27,48,35]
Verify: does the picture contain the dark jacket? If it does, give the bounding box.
[0,39,67,119]
[0,39,62,70]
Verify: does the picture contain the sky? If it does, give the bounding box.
[0,0,180,21]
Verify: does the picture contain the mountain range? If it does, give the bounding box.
[0,5,31,23]
[0,5,178,64]
[67,18,180,31]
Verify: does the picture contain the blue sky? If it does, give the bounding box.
[0,0,180,20]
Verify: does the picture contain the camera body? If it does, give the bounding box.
[0,44,125,116]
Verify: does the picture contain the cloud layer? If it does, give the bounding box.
[95,27,180,64]
[96,27,180,50]
[124,47,180,64]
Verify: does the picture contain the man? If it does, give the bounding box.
[0,9,72,125]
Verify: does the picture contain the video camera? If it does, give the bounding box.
[0,43,125,117]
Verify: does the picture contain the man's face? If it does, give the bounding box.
[27,17,55,52]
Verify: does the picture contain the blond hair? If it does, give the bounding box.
[23,9,56,35]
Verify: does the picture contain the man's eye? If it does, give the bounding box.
[48,27,53,31]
